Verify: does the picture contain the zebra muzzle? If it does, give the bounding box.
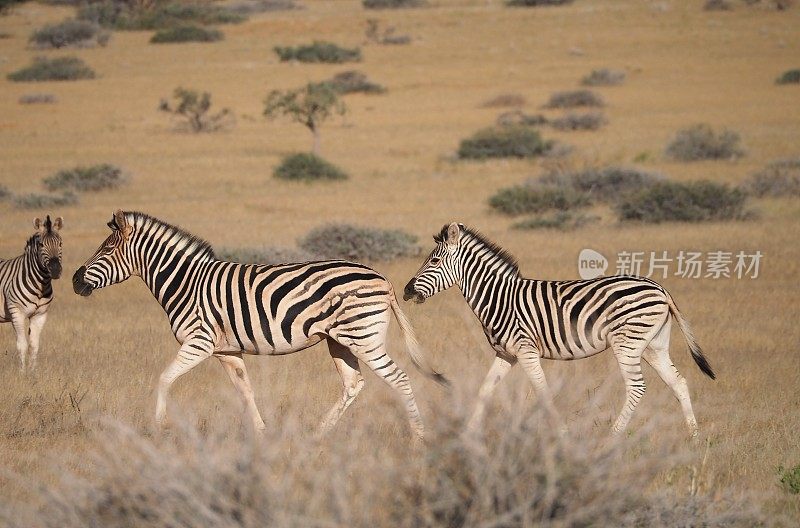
[72,266,94,297]
[403,280,425,303]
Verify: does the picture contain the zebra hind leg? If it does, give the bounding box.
[642,318,699,437]
[610,335,648,435]
[217,354,267,433]
[318,338,364,436]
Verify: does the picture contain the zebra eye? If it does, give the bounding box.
[430,257,441,266]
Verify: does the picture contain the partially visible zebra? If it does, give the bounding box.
[1,216,64,372]
[73,211,446,439]
[404,223,715,436]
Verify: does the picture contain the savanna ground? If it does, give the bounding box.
[0,0,799,525]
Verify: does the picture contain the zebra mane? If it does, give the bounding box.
[126,212,216,260]
[435,224,520,277]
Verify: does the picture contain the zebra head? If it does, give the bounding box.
[33,215,64,279]
[404,222,464,303]
[73,210,136,297]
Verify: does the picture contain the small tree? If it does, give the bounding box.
[264,82,346,155]
[159,87,232,132]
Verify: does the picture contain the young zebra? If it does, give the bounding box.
[1,216,64,372]
[72,211,446,439]
[403,223,715,436]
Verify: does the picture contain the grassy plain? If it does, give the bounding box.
[0,0,799,524]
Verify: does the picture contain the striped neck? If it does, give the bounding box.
[24,235,49,283]
[457,230,520,313]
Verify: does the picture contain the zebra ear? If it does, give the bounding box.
[114,210,132,238]
[446,222,461,246]
[33,217,44,232]
[52,217,63,231]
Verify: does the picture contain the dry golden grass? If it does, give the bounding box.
[1,0,799,523]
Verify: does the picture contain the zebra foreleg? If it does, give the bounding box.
[155,342,212,430]
[217,354,266,432]
[27,311,47,372]
[9,308,29,373]
[318,338,364,436]
[465,354,515,434]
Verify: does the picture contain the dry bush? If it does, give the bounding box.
[363,0,425,9]
[13,192,78,209]
[324,70,386,94]
[364,18,411,45]
[665,123,744,161]
[299,223,418,261]
[0,396,763,528]
[704,0,734,10]
[512,211,599,230]
[744,157,800,196]
[458,126,553,159]
[0,184,10,200]
[489,186,590,216]
[216,246,320,264]
[4,385,87,439]
[776,68,800,84]
[273,153,348,181]
[496,110,547,127]
[480,93,527,108]
[615,180,749,223]
[160,87,233,133]
[274,41,361,63]
[549,111,607,131]
[43,164,128,192]
[7,56,95,82]
[536,165,663,202]
[18,93,57,104]
[581,68,626,86]
[29,19,109,49]
[225,0,302,15]
[77,1,245,31]
[150,25,223,44]
[543,89,604,108]
[507,0,573,6]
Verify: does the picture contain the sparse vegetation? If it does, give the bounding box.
[0,184,10,200]
[458,126,553,160]
[778,464,800,494]
[43,164,128,192]
[775,68,800,84]
[364,18,411,45]
[549,111,607,131]
[217,245,319,264]
[480,93,526,108]
[224,0,301,14]
[745,158,800,197]
[704,0,734,10]
[496,110,548,127]
[7,56,95,82]
[150,25,223,44]
[363,0,425,8]
[489,185,590,215]
[324,70,386,94]
[13,192,79,210]
[512,211,598,230]
[29,19,109,49]
[581,68,625,86]
[300,223,418,261]
[273,153,348,181]
[537,166,663,202]
[544,89,604,108]
[264,83,346,155]
[665,123,744,161]
[615,180,748,223]
[274,41,361,63]
[18,93,57,104]
[160,87,233,133]
[0,0,24,14]
[77,0,245,31]
[507,0,573,6]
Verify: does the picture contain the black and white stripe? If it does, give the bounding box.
[404,222,714,436]
[73,211,445,438]
[0,216,63,372]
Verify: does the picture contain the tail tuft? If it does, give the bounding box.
[667,294,716,380]
[690,344,716,380]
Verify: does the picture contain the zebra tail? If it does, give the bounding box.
[388,289,450,388]
[666,294,716,380]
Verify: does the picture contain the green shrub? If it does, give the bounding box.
[225,0,301,14]
[13,192,78,210]
[513,211,598,230]
[19,93,57,104]
[324,70,385,94]
[160,87,233,132]
[43,164,128,192]
[30,19,109,49]
[363,0,425,8]
[550,111,606,131]
[581,68,625,86]
[150,25,223,43]
[665,124,744,161]
[538,166,663,202]
[615,180,748,223]
[776,69,800,84]
[744,158,800,197]
[78,1,245,31]
[496,110,548,127]
[480,93,526,108]
[458,126,553,160]
[544,89,604,108]
[274,153,347,181]
[489,186,590,216]
[274,41,361,63]
[300,224,418,261]
[778,464,800,494]
[7,56,95,82]
[217,245,319,264]
[507,0,573,5]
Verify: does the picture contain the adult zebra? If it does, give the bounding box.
[73,211,446,439]
[403,223,715,436]
[1,216,64,372]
